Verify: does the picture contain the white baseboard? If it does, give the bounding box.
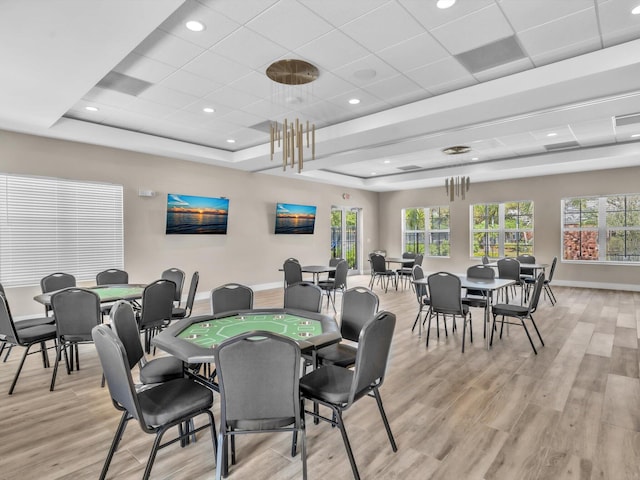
[552,280,640,292]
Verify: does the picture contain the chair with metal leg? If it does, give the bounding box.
[138,279,175,354]
[92,324,216,480]
[317,259,348,312]
[410,265,430,336]
[210,283,254,314]
[426,272,472,352]
[300,311,398,480]
[284,282,323,313]
[171,271,199,320]
[40,272,76,317]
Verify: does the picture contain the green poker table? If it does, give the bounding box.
[33,284,146,306]
[152,308,341,364]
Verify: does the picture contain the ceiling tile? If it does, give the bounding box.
[376,33,449,72]
[332,55,400,87]
[113,52,175,83]
[210,27,288,69]
[159,69,220,97]
[406,57,476,92]
[197,0,279,24]
[295,30,371,71]
[340,2,425,52]
[182,50,253,84]
[399,0,496,31]
[473,57,534,83]
[133,29,205,69]
[430,4,514,55]
[498,0,595,32]
[138,84,200,109]
[300,0,391,27]
[363,75,427,105]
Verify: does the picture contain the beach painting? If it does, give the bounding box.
[166,194,229,234]
[275,203,316,234]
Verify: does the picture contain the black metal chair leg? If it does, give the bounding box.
[99,412,130,480]
[8,344,33,395]
[333,406,360,480]
[373,388,397,452]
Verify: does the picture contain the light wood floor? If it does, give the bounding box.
[2,276,640,480]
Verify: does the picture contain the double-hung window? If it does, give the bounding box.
[402,206,450,257]
[0,173,124,287]
[562,194,640,263]
[471,201,534,258]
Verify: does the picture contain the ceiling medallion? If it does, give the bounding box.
[267,59,319,173]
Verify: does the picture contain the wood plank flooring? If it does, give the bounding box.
[1,276,640,479]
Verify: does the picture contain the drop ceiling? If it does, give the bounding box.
[1,0,640,192]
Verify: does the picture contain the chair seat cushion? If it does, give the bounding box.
[14,316,54,330]
[300,365,354,405]
[317,280,335,289]
[171,307,187,319]
[17,323,57,343]
[138,378,213,426]
[492,304,528,317]
[139,356,185,384]
[317,343,357,368]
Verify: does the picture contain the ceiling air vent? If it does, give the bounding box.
[544,141,580,151]
[615,113,640,127]
[248,120,273,133]
[96,71,153,96]
[455,36,526,74]
[397,165,421,171]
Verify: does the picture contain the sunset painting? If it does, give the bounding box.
[166,194,229,234]
[275,202,316,234]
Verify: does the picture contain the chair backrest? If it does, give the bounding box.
[109,300,144,370]
[340,287,379,342]
[41,272,76,293]
[139,279,175,329]
[210,283,254,314]
[92,325,145,425]
[283,259,303,287]
[284,282,323,313]
[528,272,545,314]
[427,272,464,315]
[0,295,19,345]
[184,271,199,314]
[161,268,185,303]
[466,264,495,280]
[327,257,343,279]
[332,259,349,290]
[412,265,427,302]
[348,311,396,405]
[402,252,416,268]
[370,253,386,273]
[547,256,558,282]
[214,331,302,429]
[413,254,424,267]
[482,255,489,265]
[96,269,129,285]
[517,254,535,275]
[497,258,521,283]
[51,288,101,340]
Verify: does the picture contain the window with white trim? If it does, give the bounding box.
[562,194,640,263]
[471,201,534,258]
[402,206,450,257]
[0,173,124,287]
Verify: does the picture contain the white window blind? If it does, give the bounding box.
[0,174,123,287]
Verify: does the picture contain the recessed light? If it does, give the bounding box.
[383,160,391,164]
[632,133,640,138]
[186,20,205,32]
[226,139,236,143]
[370,172,377,176]
[348,98,360,105]
[436,0,456,9]
[203,107,215,113]
[632,5,640,15]
[85,106,99,112]
[547,132,557,137]
[471,157,479,161]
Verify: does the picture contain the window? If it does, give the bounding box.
[562,194,640,263]
[402,206,450,257]
[0,173,124,287]
[471,201,533,258]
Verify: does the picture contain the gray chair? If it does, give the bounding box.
[482,255,490,265]
[463,264,495,308]
[491,272,545,354]
[0,282,54,362]
[171,271,199,320]
[40,272,76,316]
[497,258,523,304]
[395,252,416,289]
[525,256,557,305]
[410,265,431,336]
[214,331,307,480]
[426,272,472,352]
[317,259,348,312]
[96,268,130,318]
[326,257,343,280]
[283,258,303,287]
[300,311,398,480]
[0,295,57,394]
[138,279,176,353]
[313,287,379,368]
[517,254,536,280]
[284,282,323,313]
[96,269,128,285]
[110,300,184,385]
[210,283,254,314]
[368,253,396,293]
[92,324,216,480]
[50,287,102,391]
[161,267,185,307]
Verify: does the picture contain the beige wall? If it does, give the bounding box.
[379,166,640,290]
[0,130,379,317]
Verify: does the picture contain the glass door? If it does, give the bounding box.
[331,206,360,272]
